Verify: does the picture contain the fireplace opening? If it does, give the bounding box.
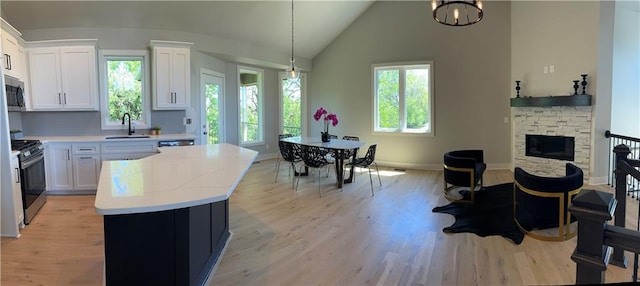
[526,134,575,161]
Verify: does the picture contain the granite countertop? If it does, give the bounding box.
[94,144,258,215]
[22,133,196,143]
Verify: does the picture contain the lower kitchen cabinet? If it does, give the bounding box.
[72,155,100,191]
[46,143,101,193]
[46,144,74,191]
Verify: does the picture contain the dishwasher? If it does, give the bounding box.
[158,139,195,147]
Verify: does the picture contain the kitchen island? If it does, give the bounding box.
[95,144,257,286]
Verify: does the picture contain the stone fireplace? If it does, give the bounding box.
[513,105,592,181]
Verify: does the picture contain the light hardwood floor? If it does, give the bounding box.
[1,159,637,285]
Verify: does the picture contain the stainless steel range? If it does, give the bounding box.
[10,139,47,225]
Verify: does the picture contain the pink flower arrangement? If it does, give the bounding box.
[314,107,338,133]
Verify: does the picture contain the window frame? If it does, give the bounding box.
[238,66,264,146]
[372,61,434,136]
[98,49,151,130]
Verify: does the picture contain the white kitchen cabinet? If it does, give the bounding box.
[1,19,26,80]
[28,41,98,111]
[46,144,74,191]
[10,155,24,228]
[150,40,192,110]
[71,143,101,191]
[101,141,158,161]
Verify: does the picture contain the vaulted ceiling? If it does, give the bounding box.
[1,1,375,60]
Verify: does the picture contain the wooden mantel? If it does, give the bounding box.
[510,94,592,107]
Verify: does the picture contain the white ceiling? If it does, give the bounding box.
[0,1,375,60]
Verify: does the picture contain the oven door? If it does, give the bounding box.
[20,152,46,211]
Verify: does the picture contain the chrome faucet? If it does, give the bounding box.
[121,113,134,135]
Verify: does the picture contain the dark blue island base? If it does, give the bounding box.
[103,200,229,286]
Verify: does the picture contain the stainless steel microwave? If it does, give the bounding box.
[5,75,25,112]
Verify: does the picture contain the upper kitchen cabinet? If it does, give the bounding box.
[1,18,26,81]
[150,40,193,110]
[28,40,99,111]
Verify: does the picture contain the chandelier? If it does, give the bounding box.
[286,0,299,79]
[432,0,483,26]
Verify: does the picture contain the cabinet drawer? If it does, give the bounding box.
[102,142,157,154]
[72,143,100,154]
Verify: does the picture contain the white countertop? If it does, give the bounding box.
[94,144,258,215]
[22,133,196,143]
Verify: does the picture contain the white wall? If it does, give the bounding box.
[310,1,512,168]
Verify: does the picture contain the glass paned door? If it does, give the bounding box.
[200,70,224,144]
[280,73,306,137]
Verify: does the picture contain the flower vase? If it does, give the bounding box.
[321,132,331,142]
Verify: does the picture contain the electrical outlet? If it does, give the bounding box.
[266,144,270,150]
[549,65,555,73]
[183,118,192,125]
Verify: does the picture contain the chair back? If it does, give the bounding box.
[341,136,360,159]
[299,145,331,168]
[278,140,301,162]
[279,134,294,139]
[360,144,377,166]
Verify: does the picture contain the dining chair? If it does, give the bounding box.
[346,144,381,196]
[275,134,295,171]
[296,145,335,197]
[275,140,303,189]
[341,135,360,161]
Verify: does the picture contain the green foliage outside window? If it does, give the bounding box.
[107,60,143,121]
[205,83,220,144]
[281,78,302,136]
[240,85,260,142]
[375,65,431,132]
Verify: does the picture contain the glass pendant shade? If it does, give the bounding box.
[286,57,299,79]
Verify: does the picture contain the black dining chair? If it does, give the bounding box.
[346,144,381,196]
[296,145,335,197]
[275,133,295,170]
[275,140,303,189]
[341,135,360,161]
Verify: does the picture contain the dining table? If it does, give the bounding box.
[281,136,366,188]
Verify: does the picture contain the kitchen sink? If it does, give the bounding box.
[105,135,151,139]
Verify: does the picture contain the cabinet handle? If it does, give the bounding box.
[63,93,67,104]
[79,148,92,151]
[3,54,8,70]
[80,156,92,159]
[15,168,20,183]
[67,149,70,160]
[58,93,62,104]
[7,54,11,70]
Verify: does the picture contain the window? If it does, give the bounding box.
[373,62,434,135]
[238,67,264,145]
[279,72,307,137]
[99,50,150,130]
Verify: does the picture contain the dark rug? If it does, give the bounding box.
[432,182,524,244]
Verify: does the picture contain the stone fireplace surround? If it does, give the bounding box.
[513,106,592,182]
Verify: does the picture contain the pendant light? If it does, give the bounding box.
[286,0,299,79]
[432,0,483,27]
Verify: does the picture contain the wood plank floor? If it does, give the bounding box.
[1,159,637,285]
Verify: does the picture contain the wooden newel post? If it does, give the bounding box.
[611,144,631,267]
[569,189,616,285]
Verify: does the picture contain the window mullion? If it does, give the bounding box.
[398,68,406,132]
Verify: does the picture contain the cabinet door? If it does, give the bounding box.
[11,156,24,227]
[46,144,73,191]
[29,48,63,110]
[170,49,189,107]
[2,33,19,78]
[60,46,98,110]
[73,155,101,190]
[154,47,173,109]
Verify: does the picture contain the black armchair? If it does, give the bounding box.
[514,163,583,241]
[443,150,486,204]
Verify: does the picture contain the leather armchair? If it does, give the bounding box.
[443,150,486,204]
[514,163,583,241]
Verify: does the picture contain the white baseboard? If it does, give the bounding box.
[589,176,610,186]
